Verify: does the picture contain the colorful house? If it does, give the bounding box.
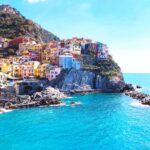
[59,55,81,70]
[9,36,30,46]
[70,43,81,55]
[37,64,49,78]
[10,62,20,77]
[19,61,40,78]
[96,43,109,60]
[59,55,73,69]
[1,63,11,74]
[0,72,9,84]
[45,66,61,81]
[72,58,81,70]
[41,49,50,63]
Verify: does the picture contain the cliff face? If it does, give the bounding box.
[50,52,125,93]
[51,69,125,93]
[0,5,59,42]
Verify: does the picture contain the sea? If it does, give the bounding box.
[0,73,150,150]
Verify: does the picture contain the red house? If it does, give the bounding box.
[9,37,30,46]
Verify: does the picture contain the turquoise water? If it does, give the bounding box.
[0,74,150,150]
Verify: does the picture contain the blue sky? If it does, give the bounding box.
[0,0,150,73]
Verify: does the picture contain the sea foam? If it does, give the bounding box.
[0,108,13,114]
[130,101,149,108]
[67,97,74,99]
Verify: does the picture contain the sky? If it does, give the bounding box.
[0,0,150,73]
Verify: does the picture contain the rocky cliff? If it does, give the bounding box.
[0,5,59,42]
[51,69,124,93]
[50,58,125,93]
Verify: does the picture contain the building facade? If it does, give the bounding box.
[59,55,81,70]
[45,66,61,81]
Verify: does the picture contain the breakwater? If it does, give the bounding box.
[125,91,150,106]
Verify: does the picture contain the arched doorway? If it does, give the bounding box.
[24,86,33,95]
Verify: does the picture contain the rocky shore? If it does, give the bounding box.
[1,82,150,113]
[125,91,150,106]
[0,87,66,111]
[123,84,150,106]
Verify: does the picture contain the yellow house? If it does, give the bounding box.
[37,64,49,77]
[33,61,40,77]
[10,63,20,77]
[41,49,50,64]
[18,61,40,78]
[1,63,11,74]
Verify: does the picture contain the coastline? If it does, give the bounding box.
[0,89,99,112]
[0,83,150,113]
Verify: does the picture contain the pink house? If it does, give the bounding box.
[45,66,61,81]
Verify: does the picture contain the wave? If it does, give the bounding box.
[50,101,82,107]
[66,97,75,99]
[133,85,143,92]
[130,101,149,108]
[0,108,13,114]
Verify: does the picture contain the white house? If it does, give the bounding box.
[70,43,81,55]
[0,72,9,84]
[58,48,72,56]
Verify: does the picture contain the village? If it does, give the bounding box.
[0,36,109,98]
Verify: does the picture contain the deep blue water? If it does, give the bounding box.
[0,74,150,150]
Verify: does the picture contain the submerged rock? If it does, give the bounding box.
[136,85,142,89]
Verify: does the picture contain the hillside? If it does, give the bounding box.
[0,5,60,42]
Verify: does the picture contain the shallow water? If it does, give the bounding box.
[0,74,150,150]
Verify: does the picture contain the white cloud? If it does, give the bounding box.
[26,0,47,4]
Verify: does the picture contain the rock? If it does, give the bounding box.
[33,87,66,101]
[0,108,6,112]
[136,85,142,89]
[124,90,150,106]
[122,84,135,92]
[50,69,125,93]
[2,87,66,110]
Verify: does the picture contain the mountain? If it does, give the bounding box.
[0,5,60,42]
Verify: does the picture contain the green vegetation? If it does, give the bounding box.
[89,51,96,58]
[82,59,121,77]
[0,13,26,38]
